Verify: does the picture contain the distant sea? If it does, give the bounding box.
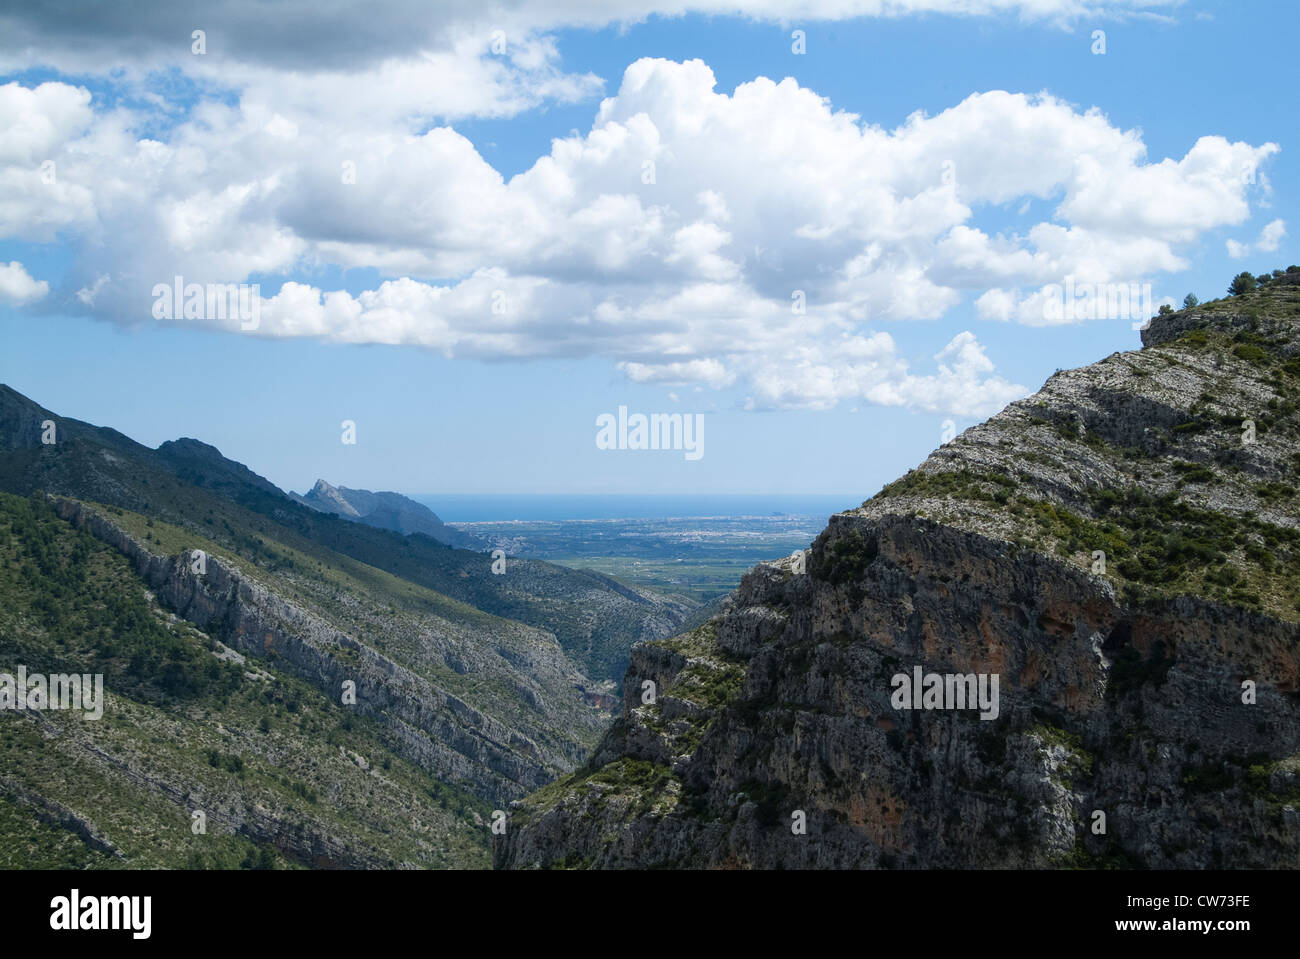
[413,494,863,523]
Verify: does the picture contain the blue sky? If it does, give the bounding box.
[0,1,1293,502]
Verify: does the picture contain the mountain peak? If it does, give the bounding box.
[301,478,360,517]
[157,437,226,460]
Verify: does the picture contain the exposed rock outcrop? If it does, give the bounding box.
[53,498,600,805]
[497,281,1300,869]
[291,479,485,549]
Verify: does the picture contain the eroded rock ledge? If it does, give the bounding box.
[54,497,569,804]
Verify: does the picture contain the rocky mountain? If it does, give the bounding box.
[497,272,1300,869]
[0,387,694,868]
[0,386,693,685]
[290,479,485,550]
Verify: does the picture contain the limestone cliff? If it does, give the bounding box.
[496,277,1300,869]
[53,498,606,805]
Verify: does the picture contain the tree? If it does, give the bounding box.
[1157,303,1174,316]
[1183,293,1199,309]
[1229,271,1257,296]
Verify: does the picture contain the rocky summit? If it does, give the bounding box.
[290,479,486,550]
[496,274,1300,869]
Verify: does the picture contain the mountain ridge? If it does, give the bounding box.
[0,384,694,868]
[496,273,1300,870]
[290,478,485,550]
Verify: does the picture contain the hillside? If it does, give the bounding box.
[496,273,1300,869]
[0,389,694,868]
[0,387,694,686]
[0,491,491,867]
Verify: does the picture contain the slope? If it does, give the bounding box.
[0,386,694,686]
[497,272,1300,870]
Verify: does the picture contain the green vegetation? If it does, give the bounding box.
[1179,752,1300,814]
[1232,342,1270,367]
[0,492,244,706]
[1028,721,1095,790]
[876,468,1016,506]
[589,759,674,797]
[1171,461,1216,484]
[810,525,879,589]
[1244,758,1300,810]
[0,490,492,869]
[0,387,690,689]
[1228,271,1257,296]
[673,658,745,711]
[0,794,115,869]
[863,460,1300,619]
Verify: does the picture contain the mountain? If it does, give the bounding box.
[496,271,1300,869]
[0,387,693,685]
[290,479,485,550]
[0,387,694,868]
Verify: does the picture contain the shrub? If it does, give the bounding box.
[1229,271,1257,296]
[1232,343,1269,367]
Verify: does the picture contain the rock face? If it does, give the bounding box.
[496,280,1300,869]
[297,479,364,518]
[53,498,605,805]
[292,479,484,549]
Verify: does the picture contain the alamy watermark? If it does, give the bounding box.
[890,666,999,720]
[0,666,104,720]
[1041,277,1173,326]
[152,275,260,330]
[595,405,704,461]
[50,890,150,939]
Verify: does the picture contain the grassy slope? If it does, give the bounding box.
[0,491,491,869]
[867,281,1300,621]
[0,414,692,686]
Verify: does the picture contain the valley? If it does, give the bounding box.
[451,513,832,603]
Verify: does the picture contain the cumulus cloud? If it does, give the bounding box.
[740,330,1024,416]
[0,13,1277,417]
[0,0,1187,76]
[1227,218,1287,259]
[0,261,48,305]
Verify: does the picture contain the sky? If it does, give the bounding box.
[0,0,1294,502]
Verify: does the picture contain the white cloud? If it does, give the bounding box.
[0,0,1189,80]
[740,330,1025,417]
[1227,218,1287,259]
[0,260,49,305]
[622,357,736,388]
[1258,218,1287,252]
[0,46,1277,415]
